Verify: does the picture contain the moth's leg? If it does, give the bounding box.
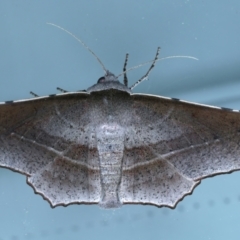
[30,91,39,97]
[130,47,161,90]
[123,53,129,87]
[56,87,68,93]
[57,87,87,93]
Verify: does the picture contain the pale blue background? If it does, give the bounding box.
[1,1,240,240]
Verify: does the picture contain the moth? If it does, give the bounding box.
[1,24,240,209]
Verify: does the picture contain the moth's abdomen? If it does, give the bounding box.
[97,123,124,208]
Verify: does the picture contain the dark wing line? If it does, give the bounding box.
[10,132,98,171]
[123,132,240,180]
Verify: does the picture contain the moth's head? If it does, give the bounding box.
[97,71,118,83]
[87,70,132,94]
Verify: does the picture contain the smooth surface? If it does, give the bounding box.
[0,1,240,240]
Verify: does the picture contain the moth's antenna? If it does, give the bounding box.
[117,50,198,90]
[117,55,198,79]
[47,22,107,73]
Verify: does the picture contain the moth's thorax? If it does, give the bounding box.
[96,123,124,208]
[87,71,132,94]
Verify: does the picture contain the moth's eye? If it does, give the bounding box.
[98,77,105,83]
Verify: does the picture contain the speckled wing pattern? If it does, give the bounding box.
[0,89,240,208]
[120,94,240,207]
[0,93,101,207]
